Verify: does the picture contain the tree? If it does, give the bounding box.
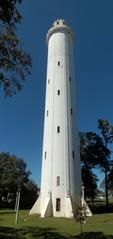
[0,153,38,208]
[80,132,99,202]
[20,180,39,209]
[0,0,32,96]
[98,119,113,206]
[80,131,110,202]
[80,131,110,170]
[82,167,98,203]
[106,167,113,196]
[80,120,113,206]
[73,202,87,234]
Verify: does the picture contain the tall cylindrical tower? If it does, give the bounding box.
[30,19,81,218]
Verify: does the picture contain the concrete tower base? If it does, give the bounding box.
[30,193,74,218]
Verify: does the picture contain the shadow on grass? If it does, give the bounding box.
[90,205,113,214]
[0,227,113,239]
[0,211,15,215]
[87,201,113,214]
[71,232,113,239]
[0,227,66,239]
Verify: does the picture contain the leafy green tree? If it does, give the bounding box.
[0,153,30,191]
[80,131,110,170]
[80,131,110,203]
[98,119,113,206]
[82,167,98,203]
[106,166,113,197]
[20,180,39,209]
[0,0,32,96]
[0,153,38,208]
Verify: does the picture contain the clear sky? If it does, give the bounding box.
[0,0,113,187]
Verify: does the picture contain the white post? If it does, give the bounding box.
[15,192,18,211]
[81,185,85,206]
[15,191,20,224]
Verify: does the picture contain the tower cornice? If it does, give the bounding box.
[46,19,74,45]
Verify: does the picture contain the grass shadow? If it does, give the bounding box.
[0,211,15,215]
[72,232,113,239]
[89,205,113,214]
[0,227,113,239]
[0,226,67,239]
[86,200,113,214]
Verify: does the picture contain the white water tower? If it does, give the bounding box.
[30,19,81,217]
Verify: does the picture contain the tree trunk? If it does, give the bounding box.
[105,141,109,207]
[80,221,83,234]
[105,169,109,207]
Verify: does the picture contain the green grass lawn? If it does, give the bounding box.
[0,209,113,238]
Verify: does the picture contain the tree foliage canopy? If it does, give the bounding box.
[98,119,113,145]
[108,167,113,192]
[80,131,110,171]
[0,153,38,209]
[0,0,32,96]
[82,166,98,201]
[0,153,30,191]
[80,119,113,204]
[97,119,113,206]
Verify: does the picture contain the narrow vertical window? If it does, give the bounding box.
[71,108,72,115]
[44,152,47,159]
[69,77,71,82]
[72,151,75,159]
[56,176,60,186]
[57,126,60,133]
[56,198,61,211]
[46,110,49,116]
[57,90,60,95]
[48,79,50,84]
[58,61,60,66]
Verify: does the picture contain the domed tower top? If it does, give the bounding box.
[46,19,74,45]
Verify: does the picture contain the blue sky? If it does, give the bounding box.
[0,0,113,187]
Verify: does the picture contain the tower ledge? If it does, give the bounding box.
[46,19,74,45]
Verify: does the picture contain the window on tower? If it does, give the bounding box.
[57,90,60,95]
[57,126,60,133]
[56,176,60,186]
[69,77,71,82]
[44,152,47,159]
[72,151,75,159]
[48,79,50,84]
[58,61,60,66]
[56,198,61,211]
[46,110,49,116]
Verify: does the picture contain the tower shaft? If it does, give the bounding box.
[30,19,81,218]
